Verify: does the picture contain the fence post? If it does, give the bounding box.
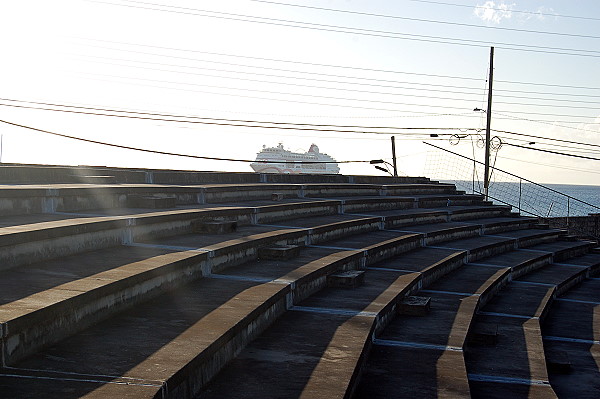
[518,179,522,214]
[567,198,570,230]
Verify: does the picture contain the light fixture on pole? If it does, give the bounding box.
[370,159,395,176]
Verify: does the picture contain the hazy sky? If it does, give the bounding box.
[1,0,599,185]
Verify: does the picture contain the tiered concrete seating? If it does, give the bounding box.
[0,164,596,398]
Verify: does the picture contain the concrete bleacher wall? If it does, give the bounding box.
[0,163,431,185]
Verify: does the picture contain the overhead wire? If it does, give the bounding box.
[78,71,479,113]
[246,0,600,40]
[503,142,600,161]
[405,0,600,22]
[71,59,484,104]
[4,97,599,154]
[0,119,373,164]
[493,112,600,133]
[80,40,600,98]
[0,98,480,135]
[87,1,600,58]
[75,56,600,110]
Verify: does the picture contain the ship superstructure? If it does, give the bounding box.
[250,143,340,174]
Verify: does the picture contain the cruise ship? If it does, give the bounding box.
[250,143,340,174]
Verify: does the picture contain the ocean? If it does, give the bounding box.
[446,181,600,217]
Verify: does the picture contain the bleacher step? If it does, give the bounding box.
[126,194,177,208]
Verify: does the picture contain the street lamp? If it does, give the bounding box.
[370,159,395,176]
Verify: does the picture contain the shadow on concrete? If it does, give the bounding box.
[0,245,174,305]
[2,278,259,398]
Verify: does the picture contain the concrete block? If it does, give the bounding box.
[547,350,572,374]
[192,220,237,234]
[534,223,550,230]
[592,247,600,254]
[327,270,365,288]
[271,193,284,201]
[258,245,301,260]
[126,195,177,209]
[468,323,498,346]
[398,296,431,316]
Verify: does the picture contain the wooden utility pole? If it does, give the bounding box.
[391,136,398,177]
[484,47,494,200]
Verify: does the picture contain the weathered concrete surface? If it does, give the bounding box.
[355,346,470,399]
[0,166,597,399]
[541,275,600,398]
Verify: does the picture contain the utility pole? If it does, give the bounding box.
[391,136,398,177]
[484,47,494,201]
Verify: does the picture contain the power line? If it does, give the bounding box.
[82,40,600,95]
[81,39,483,82]
[405,0,600,22]
[0,119,370,164]
[493,108,598,119]
[504,142,600,161]
[88,1,600,58]
[247,0,600,40]
[82,73,478,116]
[77,56,600,109]
[79,39,481,89]
[80,71,477,112]
[496,155,600,175]
[493,129,600,149]
[494,94,599,105]
[73,59,484,104]
[493,112,600,132]
[78,53,489,98]
[5,97,599,153]
[0,99,479,135]
[498,136,600,155]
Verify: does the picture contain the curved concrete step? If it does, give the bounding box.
[0,211,424,365]
[0,201,512,272]
[465,249,600,398]
[0,182,462,216]
[539,253,600,398]
[355,234,592,398]
[0,231,423,398]
[200,224,562,398]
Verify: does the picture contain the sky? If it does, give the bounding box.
[0,0,599,185]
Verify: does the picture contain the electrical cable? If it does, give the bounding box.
[493,129,600,149]
[405,0,600,22]
[80,38,483,82]
[0,97,480,132]
[71,59,484,104]
[0,100,478,136]
[493,112,600,133]
[246,0,600,40]
[74,57,600,110]
[504,142,600,161]
[87,1,600,58]
[79,71,477,111]
[0,119,372,164]
[80,40,600,96]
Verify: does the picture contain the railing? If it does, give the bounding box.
[423,142,600,239]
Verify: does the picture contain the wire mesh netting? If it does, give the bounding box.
[424,144,600,219]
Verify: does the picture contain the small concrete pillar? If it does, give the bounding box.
[327,270,365,288]
[398,296,431,316]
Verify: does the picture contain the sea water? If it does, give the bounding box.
[447,181,600,217]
